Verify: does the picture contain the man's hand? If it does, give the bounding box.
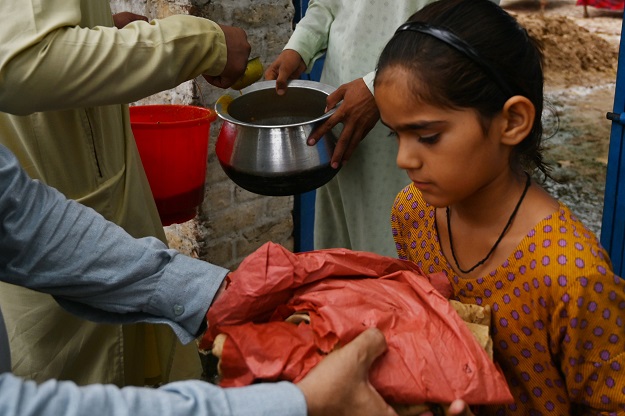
[307,78,380,168]
[203,25,251,89]
[417,400,476,416]
[264,49,307,96]
[113,12,148,29]
[296,328,398,416]
[445,400,475,416]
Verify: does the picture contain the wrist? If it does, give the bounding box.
[211,273,230,306]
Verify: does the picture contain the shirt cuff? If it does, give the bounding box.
[284,25,326,70]
[148,252,229,341]
[363,71,376,95]
[224,382,307,416]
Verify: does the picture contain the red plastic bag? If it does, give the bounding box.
[201,242,512,405]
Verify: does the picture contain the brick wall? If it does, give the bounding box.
[111,0,296,268]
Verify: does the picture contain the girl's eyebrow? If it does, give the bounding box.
[380,119,444,130]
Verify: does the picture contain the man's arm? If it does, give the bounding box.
[0,372,306,416]
[0,144,397,416]
[0,1,239,114]
[0,144,227,342]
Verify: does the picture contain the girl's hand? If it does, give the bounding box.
[264,49,307,96]
[112,12,148,29]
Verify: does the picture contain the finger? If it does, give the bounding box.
[325,89,345,111]
[447,400,471,416]
[340,144,356,164]
[307,109,343,145]
[307,126,329,146]
[347,329,397,416]
[347,327,388,370]
[331,144,349,168]
[264,63,278,81]
[205,75,235,89]
[275,70,290,96]
[202,75,223,89]
[340,125,367,162]
[330,124,355,168]
[307,117,337,145]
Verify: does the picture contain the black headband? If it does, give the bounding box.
[395,22,516,98]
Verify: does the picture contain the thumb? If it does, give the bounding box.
[325,87,346,111]
[275,70,291,96]
[348,327,388,371]
[264,61,279,81]
[448,399,474,416]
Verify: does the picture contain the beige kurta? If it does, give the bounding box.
[285,1,438,257]
[0,0,227,386]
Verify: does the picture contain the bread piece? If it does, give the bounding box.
[449,300,493,359]
[211,333,227,377]
[284,311,311,325]
[464,321,494,359]
[450,300,491,326]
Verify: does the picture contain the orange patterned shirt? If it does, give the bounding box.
[391,183,625,415]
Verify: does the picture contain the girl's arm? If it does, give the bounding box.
[557,266,625,413]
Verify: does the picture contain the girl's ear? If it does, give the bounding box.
[499,96,535,146]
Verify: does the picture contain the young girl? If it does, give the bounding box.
[374,0,625,414]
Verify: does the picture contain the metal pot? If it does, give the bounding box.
[215,80,340,196]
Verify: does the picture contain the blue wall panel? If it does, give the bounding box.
[601,12,625,277]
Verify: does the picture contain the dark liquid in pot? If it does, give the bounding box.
[220,164,338,196]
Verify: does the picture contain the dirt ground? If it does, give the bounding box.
[500,0,623,237]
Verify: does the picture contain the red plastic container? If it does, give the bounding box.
[130,105,217,226]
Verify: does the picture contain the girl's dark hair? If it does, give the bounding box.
[375,0,549,177]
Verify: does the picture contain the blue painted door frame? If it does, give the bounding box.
[292,0,325,252]
[601,13,625,277]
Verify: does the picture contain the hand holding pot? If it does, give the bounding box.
[203,24,251,89]
[307,78,380,169]
[264,49,307,96]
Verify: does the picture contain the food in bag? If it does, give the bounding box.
[200,242,512,410]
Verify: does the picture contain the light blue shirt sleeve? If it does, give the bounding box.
[0,373,307,416]
[0,143,308,416]
[0,143,227,343]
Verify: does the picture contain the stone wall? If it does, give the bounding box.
[110,0,296,268]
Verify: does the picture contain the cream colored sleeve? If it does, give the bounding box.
[0,1,226,115]
[284,0,340,70]
[363,71,376,95]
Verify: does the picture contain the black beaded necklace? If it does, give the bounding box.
[447,173,531,274]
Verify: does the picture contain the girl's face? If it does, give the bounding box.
[375,67,513,208]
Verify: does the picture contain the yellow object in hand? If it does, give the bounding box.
[230,57,264,91]
[216,94,234,113]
